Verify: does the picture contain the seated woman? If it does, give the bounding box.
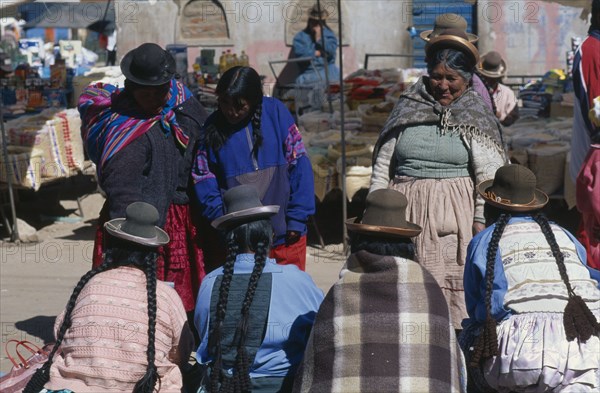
[294,189,466,393]
[292,4,340,85]
[460,164,600,393]
[194,185,323,393]
[24,202,194,393]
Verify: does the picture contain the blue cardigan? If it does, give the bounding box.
[463,216,600,327]
[192,97,315,246]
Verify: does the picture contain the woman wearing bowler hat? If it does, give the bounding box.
[371,29,507,330]
[294,189,466,393]
[460,164,600,392]
[193,185,323,393]
[78,43,208,316]
[24,202,194,393]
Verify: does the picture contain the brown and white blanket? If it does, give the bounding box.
[293,250,466,393]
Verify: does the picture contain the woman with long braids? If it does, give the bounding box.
[192,66,315,271]
[194,185,323,392]
[24,202,194,393]
[460,164,600,392]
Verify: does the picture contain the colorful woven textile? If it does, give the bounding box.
[78,80,193,174]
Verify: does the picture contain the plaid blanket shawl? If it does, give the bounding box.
[78,80,193,175]
[293,250,466,393]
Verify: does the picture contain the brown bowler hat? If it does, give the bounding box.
[478,164,549,212]
[478,51,508,79]
[346,189,422,238]
[420,13,479,43]
[426,29,480,67]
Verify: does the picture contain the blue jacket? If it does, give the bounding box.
[194,254,324,378]
[192,97,315,245]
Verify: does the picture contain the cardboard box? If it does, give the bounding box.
[550,102,574,118]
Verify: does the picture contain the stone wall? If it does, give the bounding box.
[115,0,413,84]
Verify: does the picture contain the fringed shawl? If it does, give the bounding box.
[79,80,193,175]
[372,76,505,166]
[293,250,466,393]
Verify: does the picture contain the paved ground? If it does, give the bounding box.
[0,192,346,373]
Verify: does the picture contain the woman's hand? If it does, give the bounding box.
[286,230,302,246]
[312,24,322,42]
[472,222,485,235]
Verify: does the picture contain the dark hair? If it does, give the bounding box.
[349,232,416,260]
[470,212,600,367]
[426,48,474,83]
[24,241,160,393]
[208,219,273,393]
[205,66,263,156]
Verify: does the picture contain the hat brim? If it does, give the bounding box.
[120,50,176,86]
[346,218,422,238]
[212,206,280,230]
[104,219,170,247]
[426,35,480,66]
[477,180,549,212]
[420,29,479,43]
[478,59,507,79]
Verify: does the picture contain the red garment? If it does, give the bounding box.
[270,235,307,271]
[576,146,600,268]
[93,202,205,311]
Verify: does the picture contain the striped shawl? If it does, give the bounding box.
[78,80,193,175]
[293,250,466,393]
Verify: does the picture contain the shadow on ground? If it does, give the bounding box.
[15,315,57,344]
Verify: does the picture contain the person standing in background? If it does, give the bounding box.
[79,43,209,320]
[106,28,117,66]
[478,51,519,127]
[192,66,315,272]
[570,0,600,269]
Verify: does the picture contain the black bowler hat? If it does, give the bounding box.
[212,185,279,230]
[105,202,169,247]
[120,43,176,86]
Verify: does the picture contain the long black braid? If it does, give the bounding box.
[24,242,160,393]
[133,252,160,393]
[250,97,263,160]
[209,236,239,392]
[532,213,600,342]
[470,213,510,367]
[209,219,272,393]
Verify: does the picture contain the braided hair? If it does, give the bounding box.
[471,212,600,367]
[208,219,273,393]
[24,239,160,393]
[204,66,264,159]
[470,213,510,367]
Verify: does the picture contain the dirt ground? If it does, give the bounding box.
[0,173,581,374]
[0,182,346,374]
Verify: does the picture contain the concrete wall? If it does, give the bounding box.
[116,0,591,81]
[476,0,590,76]
[116,0,413,85]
